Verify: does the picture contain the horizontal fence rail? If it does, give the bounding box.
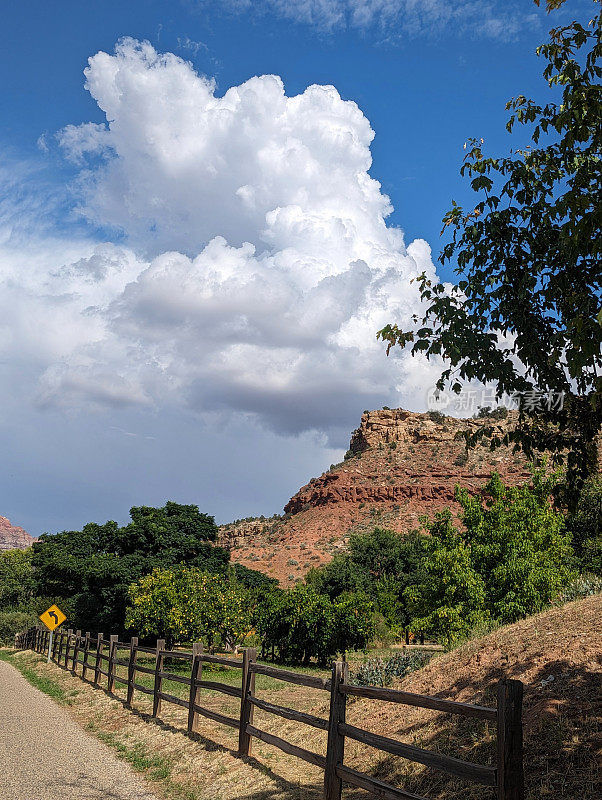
[15,626,524,800]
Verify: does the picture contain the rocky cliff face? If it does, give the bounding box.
[222,408,530,584]
[217,517,282,550]
[0,516,36,551]
[284,409,526,516]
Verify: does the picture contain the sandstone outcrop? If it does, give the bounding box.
[221,408,530,584]
[0,516,36,551]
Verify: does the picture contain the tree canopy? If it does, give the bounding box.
[407,470,573,643]
[126,566,253,649]
[306,527,426,633]
[0,549,35,609]
[378,3,602,506]
[31,502,230,634]
[254,584,375,665]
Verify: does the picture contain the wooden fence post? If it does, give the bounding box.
[107,634,118,693]
[65,628,73,668]
[152,639,166,717]
[187,642,204,734]
[81,632,91,680]
[324,660,348,800]
[238,647,257,756]
[497,679,524,800]
[72,629,81,674]
[126,637,138,707]
[94,633,103,685]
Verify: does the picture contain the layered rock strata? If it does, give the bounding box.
[0,516,36,551]
[221,408,530,584]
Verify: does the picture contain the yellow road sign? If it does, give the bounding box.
[39,604,66,631]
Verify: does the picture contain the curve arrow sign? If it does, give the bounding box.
[49,611,59,625]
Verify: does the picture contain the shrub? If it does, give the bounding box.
[0,610,39,646]
[350,652,432,687]
[475,406,509,419]
[555,573,602,604]
[427,410,446,422]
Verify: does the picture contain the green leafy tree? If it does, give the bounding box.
[407,471,574,644]
[378,3,602,506]
[330,591,376,657]
[32,502,230,634]
[126,566,253,649]
[254,585,374,665]
[405,512,488,646]
[0,549,35,609]
[567,475,602,573]
[231,562,279,592]
[306,528,426,632]
[461,470,574,621]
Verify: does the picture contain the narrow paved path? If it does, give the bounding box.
[0,659,160,800]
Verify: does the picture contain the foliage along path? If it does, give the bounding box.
[0,657,158,799]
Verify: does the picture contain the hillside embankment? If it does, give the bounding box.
[5,594,600,800]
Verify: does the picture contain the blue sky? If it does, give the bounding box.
[2,0,557,260]
[0,0,586,536]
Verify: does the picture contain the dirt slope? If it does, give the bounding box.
[340,594,602,799]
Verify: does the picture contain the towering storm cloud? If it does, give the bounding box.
[2,39,442,440]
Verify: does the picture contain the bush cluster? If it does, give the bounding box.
[350,652,432,687]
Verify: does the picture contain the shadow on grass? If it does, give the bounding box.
[48,658,327,800]
[366,658,601,800]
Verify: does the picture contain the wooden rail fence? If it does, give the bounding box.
[15,626,524,800]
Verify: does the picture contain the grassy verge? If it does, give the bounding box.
[0,649,208,799]
[0,648,71,703]
[2,648,328,800]
[86,722,198,800]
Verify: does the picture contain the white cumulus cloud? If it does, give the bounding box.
[2,39,444,442]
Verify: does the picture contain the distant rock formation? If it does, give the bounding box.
[219,408,530,584]
[0,516,36,551]
[284,409,527,516]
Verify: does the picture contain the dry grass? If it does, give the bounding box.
[6,649,340,800]
[7,595,602,799]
